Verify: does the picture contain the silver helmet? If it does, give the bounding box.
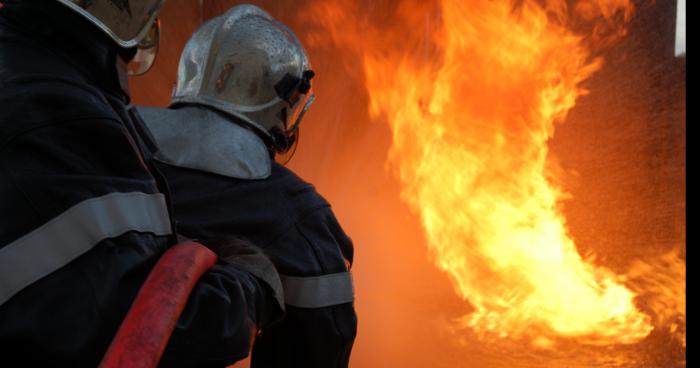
[56,0,165,75]
[171,4,315,154]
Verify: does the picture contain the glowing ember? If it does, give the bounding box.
[305,0,683,346]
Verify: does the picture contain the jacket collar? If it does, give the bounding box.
[136,105,272,180]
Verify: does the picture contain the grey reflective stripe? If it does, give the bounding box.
[280,272,355,308]
[0,192,172,306]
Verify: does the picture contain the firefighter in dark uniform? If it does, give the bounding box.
[0,1,283,366]
[136,5,357,368]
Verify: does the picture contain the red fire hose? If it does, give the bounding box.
[99,241,217,368]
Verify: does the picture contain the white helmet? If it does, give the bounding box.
[170,4,315,154]
[56,0,165,75]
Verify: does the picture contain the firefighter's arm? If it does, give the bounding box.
[159,237,284,367]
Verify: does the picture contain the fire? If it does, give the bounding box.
[304,0,682,346]
[626,248,686,348]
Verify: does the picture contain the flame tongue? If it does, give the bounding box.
[371,0,653,345]
[310,0,655,345]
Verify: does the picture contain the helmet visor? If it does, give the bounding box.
[286,91,315,136]
[274,91,313,162]
[127,19,159,76]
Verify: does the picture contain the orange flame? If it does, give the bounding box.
[626,248,686,348]
[305,0,676,346]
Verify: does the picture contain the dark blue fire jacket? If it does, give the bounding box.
[154,157,357,368]
[0,2,281,367]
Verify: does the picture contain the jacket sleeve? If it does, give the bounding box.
[251,179,357,368]
[160,237,285,368]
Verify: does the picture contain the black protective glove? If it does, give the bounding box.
[159,236,285,367]
[194,236,285,325]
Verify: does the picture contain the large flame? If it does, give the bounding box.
[304,0,684,346]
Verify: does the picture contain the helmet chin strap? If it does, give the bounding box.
[275,129,300,165]
[115,56,132,99]
[269,126,297,154]
[270,92,314,155]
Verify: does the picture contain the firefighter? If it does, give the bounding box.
[136,5,357,368]
[0,1,283,366]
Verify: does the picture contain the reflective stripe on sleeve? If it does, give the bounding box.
[280,271,355,308]
[0,192,172,306]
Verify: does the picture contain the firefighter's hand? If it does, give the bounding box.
[197,236,285,321]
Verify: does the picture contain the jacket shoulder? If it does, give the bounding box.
[271,163,331,213]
